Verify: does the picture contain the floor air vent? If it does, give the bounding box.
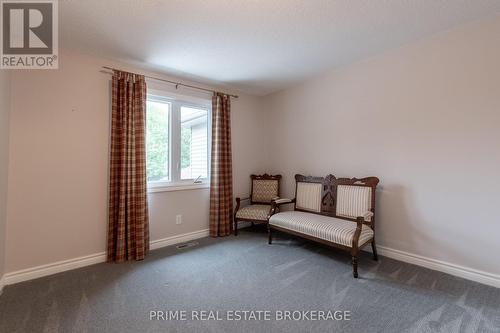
[176,241,199,250]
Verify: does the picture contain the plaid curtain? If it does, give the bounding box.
[209,93,233,237]
[107,70,149,262]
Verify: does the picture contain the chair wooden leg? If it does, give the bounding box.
[268,227,273,244]
[371,239,378,261]
[352,256,359,278]
[234,220,238,236]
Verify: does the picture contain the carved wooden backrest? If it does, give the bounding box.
[294,174,379,225]
[251,174,282,204]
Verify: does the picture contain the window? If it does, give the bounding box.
[180,106,209,180]
[146,98,170,182]
[146,91,211,190]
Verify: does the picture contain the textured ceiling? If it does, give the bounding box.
[60,0,500,95]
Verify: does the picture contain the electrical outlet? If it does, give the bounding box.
[175,215,182,225]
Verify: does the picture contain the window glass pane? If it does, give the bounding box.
[146,100,170,182]
[180,106,208,180]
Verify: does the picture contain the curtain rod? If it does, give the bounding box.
[101,66,239,98]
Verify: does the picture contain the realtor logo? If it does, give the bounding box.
[1,0,58,69]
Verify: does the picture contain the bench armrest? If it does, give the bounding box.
[273,198,294,205]
[352,211,374,248]
[268,198,296,219]
[360,211,374,221]
[271,197,295,209]
[352,216,365,249]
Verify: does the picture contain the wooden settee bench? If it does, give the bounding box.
[268,174,379,278]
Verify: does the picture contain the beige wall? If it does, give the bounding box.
[5,50,268,272]
[265,15,500,275]
[0,71,11,280]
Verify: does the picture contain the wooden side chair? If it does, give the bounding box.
[234,174,282,236]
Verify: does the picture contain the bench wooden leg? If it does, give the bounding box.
[371,239,378,261]
[352,256,359,278]
[268,227,273,244]
[234,220,238,236]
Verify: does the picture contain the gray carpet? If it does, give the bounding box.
[1,227,499,333]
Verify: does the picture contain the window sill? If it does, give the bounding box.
[148,183,210,193]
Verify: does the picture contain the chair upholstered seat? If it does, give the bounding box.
[235,204,271,221]
[234,174,282,236]
[269,211,374,247]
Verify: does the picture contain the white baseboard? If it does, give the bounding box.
[150,229,210,250]
[376,245,500,289]
[0,274,4,295]
[4,252,107,286]
[3,229,210,287]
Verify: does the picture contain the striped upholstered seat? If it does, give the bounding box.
[269,211,374,247]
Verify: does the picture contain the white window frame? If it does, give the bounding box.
[146,89,211,193]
